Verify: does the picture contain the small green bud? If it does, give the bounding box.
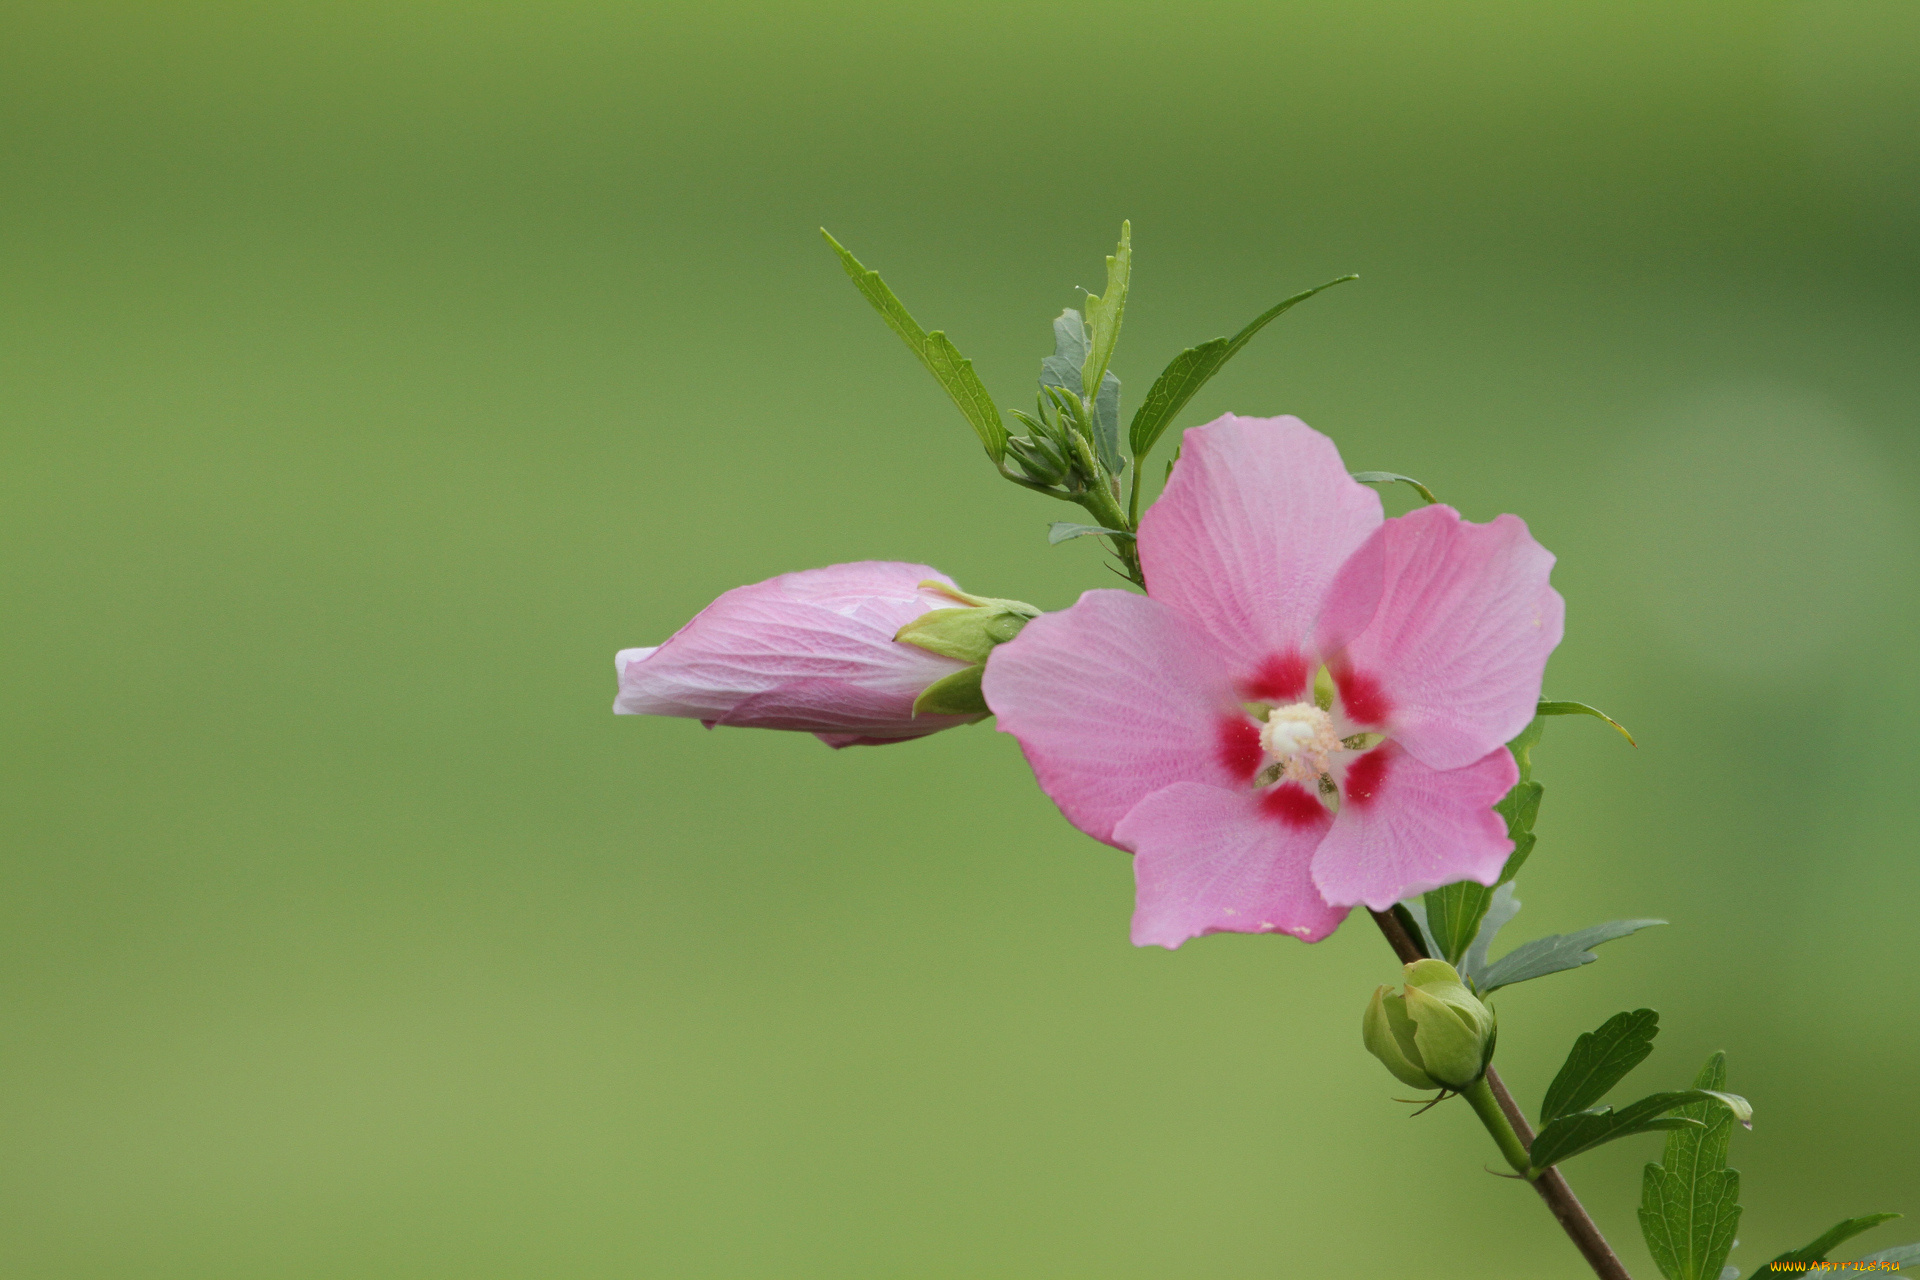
[1006,434,1071,487]
[1362,959,1497,1091]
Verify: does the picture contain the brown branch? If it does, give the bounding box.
[1368,909,1632,1280]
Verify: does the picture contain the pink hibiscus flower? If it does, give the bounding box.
[615,562,986,748]
[981,415,1563,948]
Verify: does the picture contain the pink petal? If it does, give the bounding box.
[1117,782,1347,948]
[613,561,974,740]
[1317,505,1564,770]
[1310,743,1518,910]
[1137,415,1382,697]
[981,590,1249,846]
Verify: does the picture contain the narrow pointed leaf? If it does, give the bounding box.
[1080,222,1131,401]
[1537,699,1638,746]
[1351,471,1439,504]
[1476,919,1667,993]
[1540,1009,1661,1125]
[1532,1087,1746,1171]
[1048,522,1132,545]
[1640,1053,1743,1280]
[1750,1214,1903,1277]
[1127,274,1358,460]
[822,230,1007,460]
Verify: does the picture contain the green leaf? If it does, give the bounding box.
[1351,471,1439,504]
[1459,882,1521,984]
[1494,780,1543,885]
[1496,780,1543,847]
[1856,1242,1920,1271]
[1476,918,1667,994]
[1423,880,1497,966]
[1508,716,1547,785]
[1750,1214,1904,1277]
[1080,222,1131,403]
[1126,273,1358,460]
[911,664,990,718]
[1040,309,1089,394]
[1531,1087,1747,1171]
[1048,521,1132,545]
[1540,1009,1661,1125]
[1640,1053,1744,1280]
[1091,369,1123,474]
[1392,899,1438,959]
[1537,699,1638,747]
[822,230,1008,461]
[1038,310,1124,476]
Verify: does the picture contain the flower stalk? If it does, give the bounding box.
[1460,1076,1534,1178]
[1370,908,1632,1280]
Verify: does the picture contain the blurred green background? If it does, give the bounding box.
[3,3,1916,1276]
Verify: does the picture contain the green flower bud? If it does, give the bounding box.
[1362,959,1497,1091]
[1006,435,1071,487]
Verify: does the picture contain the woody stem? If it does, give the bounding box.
[1368,909,1633,1280]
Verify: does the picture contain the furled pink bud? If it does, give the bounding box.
[614,562,1013,748]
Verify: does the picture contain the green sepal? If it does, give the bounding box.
[1750,1214,1903,1277]
[1362,986,1437,1090]
[1080,222,1131,406]
[1530,1087,1749,1172]
[1539,1009,1660,1125]
[1639,1052,1744,1280]
[912,664,990,718]
[894,606,1035,665]
[917,580,1041,613]
[1351,471,1439,504]
[821,229,1008,461]
[1127,274,1357,461]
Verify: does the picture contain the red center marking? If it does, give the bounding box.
[1343,744,1393,808]
[1243,650,1310,702]
[1261,783,1328,829]
[1215,715,1264,781]
[1333,665,1391,727]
